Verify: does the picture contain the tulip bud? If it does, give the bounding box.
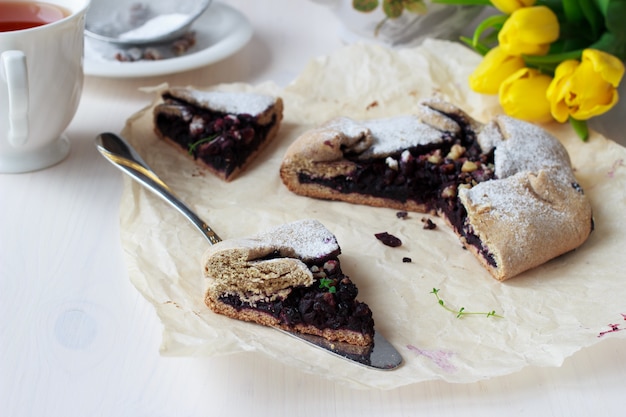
[547,49,625,122]
[469,47,526,94]
[498,6,559,56]
[499,67,554,123]
[491,0,536,15]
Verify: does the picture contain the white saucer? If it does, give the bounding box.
[83,2,253,78]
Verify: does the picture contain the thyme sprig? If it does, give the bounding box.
[187,134,218,155]
[431,288,503,319]
[319,278,337,294]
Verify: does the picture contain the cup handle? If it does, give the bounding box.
[1,51,29,147]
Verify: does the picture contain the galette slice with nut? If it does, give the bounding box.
[279,100,593,281]
[153,87,283,181]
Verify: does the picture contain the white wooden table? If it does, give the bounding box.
[2,1,625,416]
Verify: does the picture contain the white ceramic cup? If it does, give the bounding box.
[0,0,90,174]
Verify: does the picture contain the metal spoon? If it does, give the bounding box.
[95,132,403,370]
[85,0,212,46]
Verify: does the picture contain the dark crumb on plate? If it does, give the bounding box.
[402,257,412,263]
[113,32,197,62]
[421,218,437,230]
[375,232,402,247]
[172,32,197,55]
[142,47,163,60]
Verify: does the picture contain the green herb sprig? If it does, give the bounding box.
[431,288,503,319]
[319,278,337,293]
[187,134,218,155]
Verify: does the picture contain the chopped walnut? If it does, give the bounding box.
[427,150,442,164]
[323,260,339,274]
[385,157,399,171]
[446,144,466,160]
[441,184,457,198]
[461,160,478,173]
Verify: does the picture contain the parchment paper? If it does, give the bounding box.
[119,39,626,389]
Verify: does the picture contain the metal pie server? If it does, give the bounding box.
[95,132,403,370]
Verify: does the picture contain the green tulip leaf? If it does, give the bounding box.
[570,118,589,141]
[592,0,611,15]
[578,0,605,39]
[563,0,585,23]
[460,36,490,55]
[470,14,507,51]
[605,0,626,43]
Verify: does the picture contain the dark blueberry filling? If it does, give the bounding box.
[155,95,277,177]
[299,120,498,267]
[218,256,375,337]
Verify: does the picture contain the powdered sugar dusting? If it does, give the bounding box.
[493,116,574,184]
[364,116,446,157]
[325,117,370,139]
[119,14,189,41]
[476,120,501,153]
[462,173,564,233]
[258,219,340,261]
[325,115,446,159]
[186,90,276,116]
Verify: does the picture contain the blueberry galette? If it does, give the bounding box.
[153,87,283,181]
[202,219,375,346]
[279,100,593,281]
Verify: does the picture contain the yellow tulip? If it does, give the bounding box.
[547,49,625,122]
[469,47,526,94]
[491,0,536,14]
[498,6,559,56]
[499,67,554,122]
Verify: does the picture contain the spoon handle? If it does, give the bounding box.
[95,132,222,245]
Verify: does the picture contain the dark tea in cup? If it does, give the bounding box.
[0,1,69,32]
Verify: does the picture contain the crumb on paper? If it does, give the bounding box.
[396,211,409,220]
[422,218,437,230]
[375,232,402,247]
[366,100,379,110]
